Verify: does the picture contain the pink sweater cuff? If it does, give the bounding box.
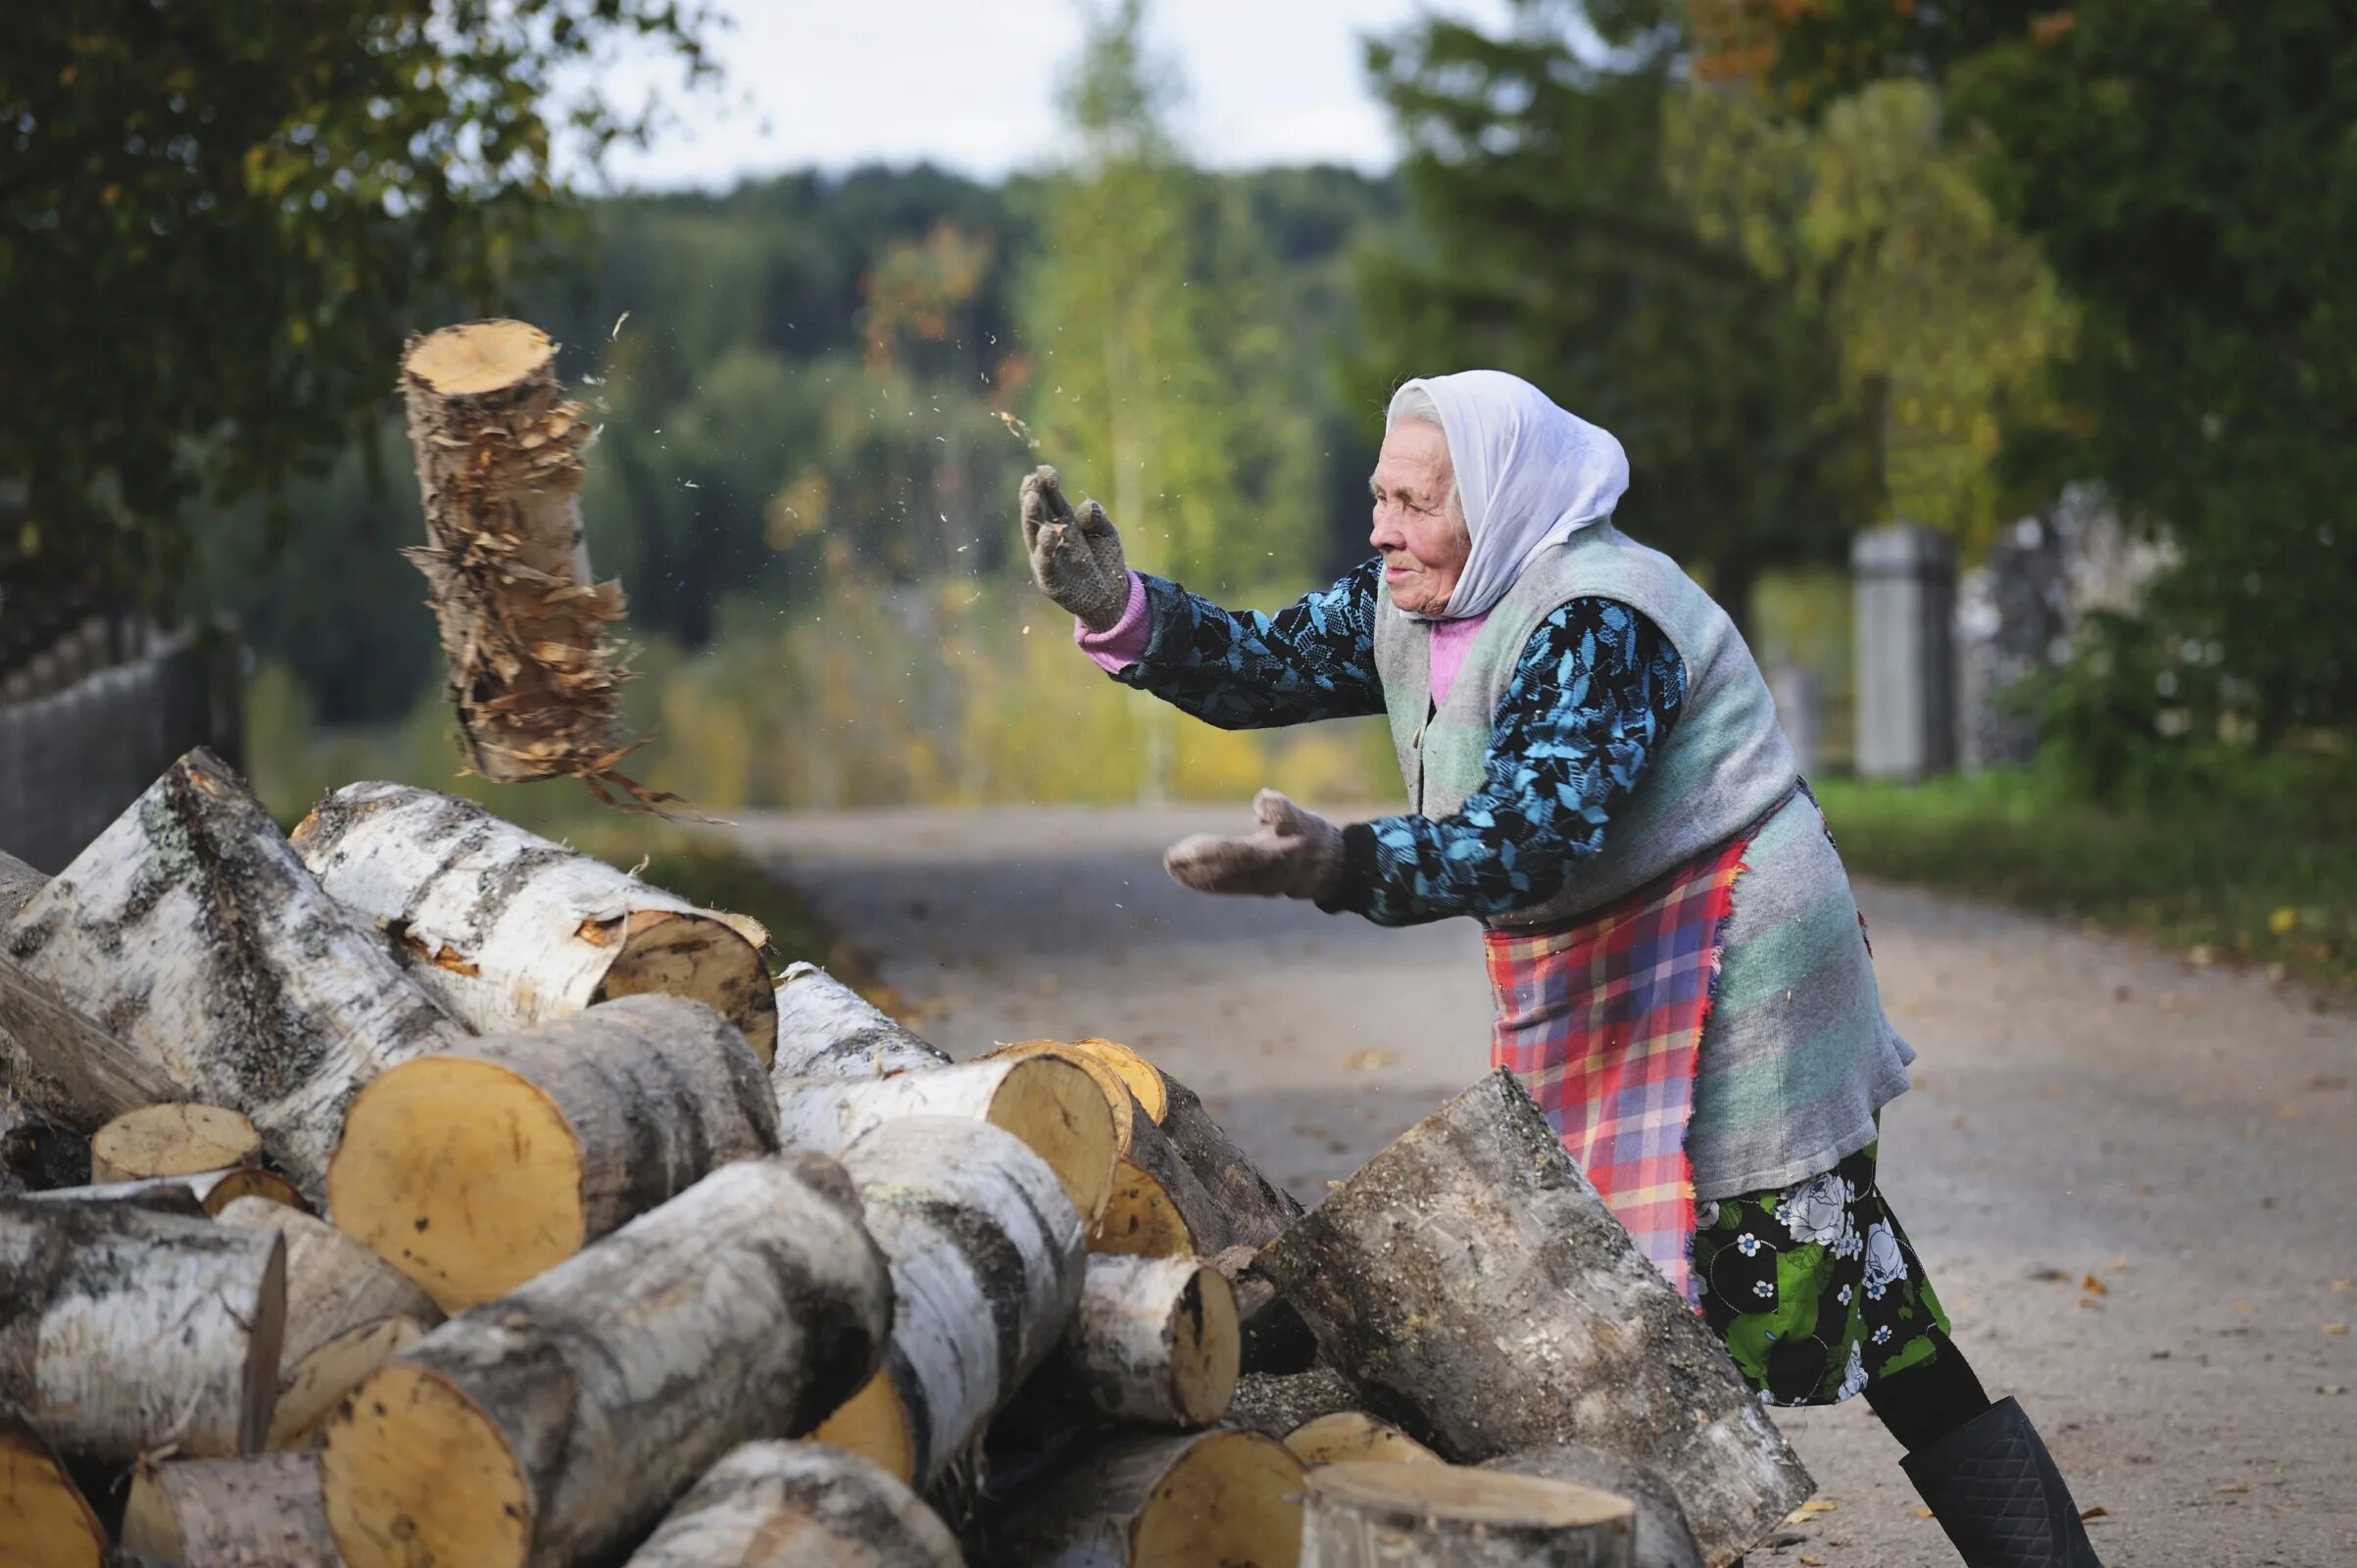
[1075,572,1152,672]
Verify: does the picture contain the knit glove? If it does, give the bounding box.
[1019,466,1130,632]
[1164,790,1346,902]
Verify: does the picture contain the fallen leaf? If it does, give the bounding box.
[2080,1506,2109,1521]
[1914,1507,1936,1519]
[2216,1483,2249,1494]
[1343,1048,1398,1072]
[1799,1557,1824,1566]
[2319,1385,2347,1396]
[2326,1323,2349,1336]
[2082,1273,2108,1296]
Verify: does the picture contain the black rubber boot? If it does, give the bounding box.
[1899,1396,2103,1566]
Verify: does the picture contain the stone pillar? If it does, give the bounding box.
[1851,525,1956,781]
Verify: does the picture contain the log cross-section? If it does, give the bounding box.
[1033,1253,1240,1428]
[1301,1462,1636,1568]
[292,782,777,1062]
[980,1428,1306,1568]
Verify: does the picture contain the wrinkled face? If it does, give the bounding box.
[1369,418,1470,614]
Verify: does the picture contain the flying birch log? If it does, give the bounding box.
[0,1408,108,1568]
[771,1054,1117,1227]
[398,318,632,786]
[623,1442,964,1568]
[320,1152,893,1568]
[1301,1462,1635,1568]
[0,750,462,1192]
[979,1427,1306,1568]
[1253,1071,1813,1568]
[772,962,952,1078]
[811,1118,1085,1491]
[0,1195,286,1464]
[328,994,778,1309]
[292,782,777,1062]
[121,1453,342,1568]
[88,1102,261,1184]
[1030,1253,1240,1428]
[214,1197,445,1450]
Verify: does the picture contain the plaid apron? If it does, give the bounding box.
[1484,820,1765,1303]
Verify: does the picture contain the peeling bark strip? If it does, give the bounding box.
[1301,1462,1635,1568]
[320,1152,893,1568]
[399,318,630,785]
[772,963,952,1078]
[624,1441,964,1568]
[0,1195,286,1464]
[0,750,462,1192]
[214,1197,445,1450]
[979,1428,1306,1568]
[121,1453,340,1568]
[812,1118,1084,1491]
[773,1055,1117,1226]
[0,1408,108,1568]
[293,782,777,1062]
[1254,1071,1813,1568]
[88,1102,260,1183]
[328,994,779,1310]
[1037,1253,1239,1428]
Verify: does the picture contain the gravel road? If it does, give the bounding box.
[737,803,2355,1567]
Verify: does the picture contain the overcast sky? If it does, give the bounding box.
[583,0,1518,190]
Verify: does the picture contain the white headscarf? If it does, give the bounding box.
[1385,369,1629,620]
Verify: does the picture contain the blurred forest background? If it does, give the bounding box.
[5,0,2351,979]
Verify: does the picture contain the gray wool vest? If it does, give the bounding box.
[1372,523,1800,929]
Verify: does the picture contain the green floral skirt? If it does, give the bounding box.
[1694,1137,1952,1406]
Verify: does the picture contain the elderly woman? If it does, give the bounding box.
[1018,369,2098,1568]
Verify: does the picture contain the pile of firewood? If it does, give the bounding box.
[0,750,1815,1568]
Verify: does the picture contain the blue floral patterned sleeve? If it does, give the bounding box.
[1114,559,1387,728]
[1326,600,1687,927]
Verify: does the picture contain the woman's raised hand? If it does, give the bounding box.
[1019,466,1130,631]
[1163,789,1345,903]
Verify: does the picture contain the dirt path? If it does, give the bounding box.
[736,804,2354,1567]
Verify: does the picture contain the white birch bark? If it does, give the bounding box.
[320,1152,893,1568]
[122,1453,342,1567]
[816,1118,1084,1491]
[0,750,463,1193]
[1039,1253,1239,1427]
[0,846,44,923]
[1301,1462,1635,1568]
[215,1197,445,1448]
[292,782,777,1061]
[0,1195,286,1463]
[329,994,780,1309]
[771,962,950,1077]
[624,1441,964,1568]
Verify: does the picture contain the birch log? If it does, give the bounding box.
[811,1118,1084,1490]
[1090,1110,1224,1258]
[0,750,461,1191]
[328,995,778,1309]
[292,783,777,1061]
[320,1152,892,1568]
[0,1196,285,1463]
[1301,1463,1635,1568]
[1231,1375,1444,1467]
[88,1102,260,1183]
[1034,1253,1239,1427]
[772,962,952,1077]
[772,1054,1116,1226]
[624,1441,964,1568]
[214,1198,445,1449]
[1154,1071,1301,1250]
[0,1408,107,1568]
[398,318,628,784]
[26,1166,305,1216]
[1488,1446,1706,1568]
[1253,1071,1813,1568]
[121,1454,341,1568]
[980,1039,1138,1154]
[980,1428,1305,1568]
[0,1082,86,1192]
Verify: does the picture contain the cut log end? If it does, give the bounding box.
[88,1102,261,1183]
[322,1360,532,1568]
[597,908,778,1065]
[1303,1462,1636,1568]
[1091,1156,1193,1258]
[402,318,555,398]
[328,1054,582,1310]
[1064,1037,1168,1121]
[1171,1264,1242,1426]
[0,1414,106,1568]
[986,1054,1118,1225]
[810,1368,915,1485]
[987,1039,1137,1154]
[272,1315,430,1451]
[1285,1413,1444,1469]
[1135,1430,1303,1568]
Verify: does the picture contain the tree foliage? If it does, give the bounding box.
[0,0,712,596]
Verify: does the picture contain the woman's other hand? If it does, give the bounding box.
[1020,466,1130,631]
[1164,789,1344,902]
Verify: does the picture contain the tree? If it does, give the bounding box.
[1353,0,1879,621]
[0,0,712,599]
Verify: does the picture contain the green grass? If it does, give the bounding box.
[1812,769,2356,990]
